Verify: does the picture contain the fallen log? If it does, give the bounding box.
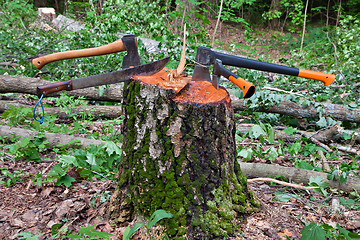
[0,100,122,119]
[0,74,123,102]
[240,162,360,193]
[2,75,360,123]
[237,123,360,144]
[0,125,121,148]
[232,97,360,123]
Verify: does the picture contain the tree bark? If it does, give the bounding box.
[2,75,360,123]
[108,69,258,239]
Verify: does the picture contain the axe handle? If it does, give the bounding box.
[32,39,126,69]
[215,52,335,86]
[37,80,73,97]
[216,62,255,98]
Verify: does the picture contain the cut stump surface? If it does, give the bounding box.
[108,69,258,239]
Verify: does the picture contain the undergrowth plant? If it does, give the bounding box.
[123,209,173,240]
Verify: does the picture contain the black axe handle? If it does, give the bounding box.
[214,52,335,86]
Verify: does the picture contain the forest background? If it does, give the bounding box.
[0,0,359,239]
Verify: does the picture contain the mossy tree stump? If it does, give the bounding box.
[108,69,258,239]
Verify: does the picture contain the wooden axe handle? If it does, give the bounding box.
[32,39,126,69]
[37,80,73,97]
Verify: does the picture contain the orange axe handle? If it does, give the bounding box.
[32,39,126,69]
[298,69,335,86]
[228,75,256,99]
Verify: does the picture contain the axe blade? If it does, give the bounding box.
[191,65,211,82]
[122,34,141,69]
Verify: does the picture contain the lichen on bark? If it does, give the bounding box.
[109,78,258,239]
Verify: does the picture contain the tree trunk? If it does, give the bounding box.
[108,69,258,239]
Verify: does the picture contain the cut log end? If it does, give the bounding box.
[173,81,231,106]
[133,68,231,106]
[132,68,191,94]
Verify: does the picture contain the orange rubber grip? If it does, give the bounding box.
[32,39,126,69]
[228,75,256,98]
[298,69,335,86]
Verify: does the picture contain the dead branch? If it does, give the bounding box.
[240,162,360,193]
[231,97,360,123]
[0,125,121,148]
[247,177,318,190]
[237,123,360,144]
[0,100,122,119]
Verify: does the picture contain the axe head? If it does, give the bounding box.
[191,46,221,89]
[121,34,141,69]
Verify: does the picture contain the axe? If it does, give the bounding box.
[32,34,141,69]
[192,46,336,98]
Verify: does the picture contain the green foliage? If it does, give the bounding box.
[308,176,329,197]
[1,106,33,126]
[17,225,112,240]
[0,0,36,29]
[300,222,360,240]
[339,197,360,210]
[327,168,354,184]
[273,191,301,202]
[4,134,49,162]
[0,167,24,186]
[48,142,121,187]
[123,209,173,240]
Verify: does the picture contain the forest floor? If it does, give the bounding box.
[1,20,359,240]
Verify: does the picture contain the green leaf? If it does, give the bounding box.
[238,149,253,161]
[123,222,145,240]
[77,225,112,239]
[48,163,67,178]
[266,147,278,161]
[249,124,266,139]
[284,126,297,135]
[56,175,76,187]
[300,223,326,240]
[86,152,97,165]
[309,176,329,196]
[316,116,327,128]
[17,231,43,240]
[274,191,300,202]
[104,141,122,155]
[148,209,173,229]
[59,155,77,165]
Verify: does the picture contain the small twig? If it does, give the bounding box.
[330,143,360,155]
[212,0,223,47]
[247,177,318,190]
[298,131,333,153]
[263,86,304,96]
[185,57,207,68]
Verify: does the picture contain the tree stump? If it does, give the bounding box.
[108,68,258,239]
